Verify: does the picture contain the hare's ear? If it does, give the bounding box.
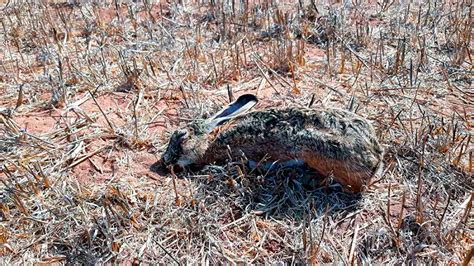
[205,94,258,131]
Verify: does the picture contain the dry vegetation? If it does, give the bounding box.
[0,0,473,264]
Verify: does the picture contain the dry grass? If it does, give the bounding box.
[0,0,473,264]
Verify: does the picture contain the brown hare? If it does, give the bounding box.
[160,94,384,192]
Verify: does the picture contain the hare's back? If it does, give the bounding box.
[233,107,378,140]
[212,107,381,159]
[212,108,382,191]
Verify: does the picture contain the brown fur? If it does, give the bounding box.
[161,100,384,193]
[303,153,373,192]
[201,108,383,192]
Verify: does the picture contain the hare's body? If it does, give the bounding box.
[201,108,383,191]
[160,94,384,192]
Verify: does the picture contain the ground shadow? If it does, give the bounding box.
[149,160,169,176]
[158,162,364,220]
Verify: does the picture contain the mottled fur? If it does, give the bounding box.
[160,95,384,192]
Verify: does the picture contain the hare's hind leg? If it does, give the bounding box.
[303,153,373,192]
[248,159,306,171]
[278,159,306,169]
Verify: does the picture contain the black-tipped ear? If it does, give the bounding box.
[205,94,258,131]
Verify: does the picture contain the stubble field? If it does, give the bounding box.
[0,0,472,264]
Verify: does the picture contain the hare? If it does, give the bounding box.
[160,94,384,192]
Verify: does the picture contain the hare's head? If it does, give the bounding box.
[161,94,258,169]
